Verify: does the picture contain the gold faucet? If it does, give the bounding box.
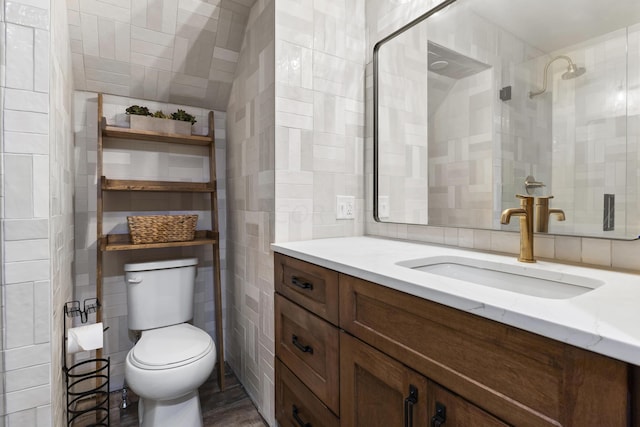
[535,196,565,232]
[500,195,535,263]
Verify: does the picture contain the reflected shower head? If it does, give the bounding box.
[561,62,586,80]
[529,55,586,98]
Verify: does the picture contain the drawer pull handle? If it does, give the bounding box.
[292,334,314,354]
[292,404,311,427]
[404,385,418,427]
[431,402,447,427]
[291,276,314,291]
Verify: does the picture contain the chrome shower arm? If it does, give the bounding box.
[529,55,576,99]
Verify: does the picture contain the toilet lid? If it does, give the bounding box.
[130,324,214,370]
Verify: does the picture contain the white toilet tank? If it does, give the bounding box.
[124,258,198,331]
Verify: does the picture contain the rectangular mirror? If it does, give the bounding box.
[374,0,640,239]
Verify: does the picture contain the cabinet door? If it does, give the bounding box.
[340,332,427,427]
[427,381,510,427]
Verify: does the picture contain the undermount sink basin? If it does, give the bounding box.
[397,256,603,299]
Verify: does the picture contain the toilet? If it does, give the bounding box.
[123,258,216,427]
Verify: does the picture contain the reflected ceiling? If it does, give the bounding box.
[469,0,640,52]
[67,0,256,110]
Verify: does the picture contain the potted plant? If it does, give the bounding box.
[126,105,196,136]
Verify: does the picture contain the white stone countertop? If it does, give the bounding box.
[272,236,640,365]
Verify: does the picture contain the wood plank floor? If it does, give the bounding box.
[108,364,268,426]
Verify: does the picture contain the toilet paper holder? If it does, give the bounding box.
[64,298,101,324]
[63,298,110,426]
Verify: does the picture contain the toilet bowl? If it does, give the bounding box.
[123,258,216,427]
[125,324,216,426]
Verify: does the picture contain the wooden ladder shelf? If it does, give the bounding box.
[95,93,226,390]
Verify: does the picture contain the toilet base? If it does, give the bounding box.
[138,390,203,427]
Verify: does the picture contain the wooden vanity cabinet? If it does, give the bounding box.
[341,331,509,427]
[275,254,341,426]
[274,253,636,427]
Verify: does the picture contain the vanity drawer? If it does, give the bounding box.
[276,359,339,427]
[275,293,340,414]
[339,273,628,427]
[275,253,339,325]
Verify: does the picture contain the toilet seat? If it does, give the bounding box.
[130,323,214,370]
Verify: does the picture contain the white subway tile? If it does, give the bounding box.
[114,21,131,62]
[581,238,612,266]
[179,0,218,17]
[131,38,174,59]
[4,110,49,134]
[98,17,116,59]
[4,89,49,113]
[131,25,175,47]
[213,46,239,63]
[5,364,50,393]
[4,240,50,262]
[34,281,50,344]
[3,219,49,240]
[6,24,34,90]
[81,13,99,56]
[6,410,37,427]
[5,282,35,347]
[5,131,48,155]
[131,0,148,28]
[33,155,50,218]
[5,385,50,414]
[67,9,81,26]
[5,2,49,29]
[172,36,189,72]
[130,51,173,71]
[79,0,130,23]
[162,0,179,33]
[5,260,51,284]
[555,236,581,262]
[34,29,50,92]
[4,343,51,371]
[277,112,313,130]
[611,239,640,271]
[5,155,34,218]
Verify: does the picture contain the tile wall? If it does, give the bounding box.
[1,0,74,425]
[274,0,366,241]
[226,0,276,423]
[72,92,227,392]
[66,0,254,111]
[225,0,365,423]
[541,25,640,238]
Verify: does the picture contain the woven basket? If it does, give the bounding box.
[127,214,198,244]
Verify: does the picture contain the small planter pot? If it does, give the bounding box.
[129,115,192,135]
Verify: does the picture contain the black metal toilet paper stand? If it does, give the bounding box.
[63,299,110,426]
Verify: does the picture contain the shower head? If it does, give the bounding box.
[529,55,586,98]
[561,62,586,80]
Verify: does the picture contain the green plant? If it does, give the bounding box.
[125,105,151,116]
[171,109,197,125]
[152,110,169,119]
